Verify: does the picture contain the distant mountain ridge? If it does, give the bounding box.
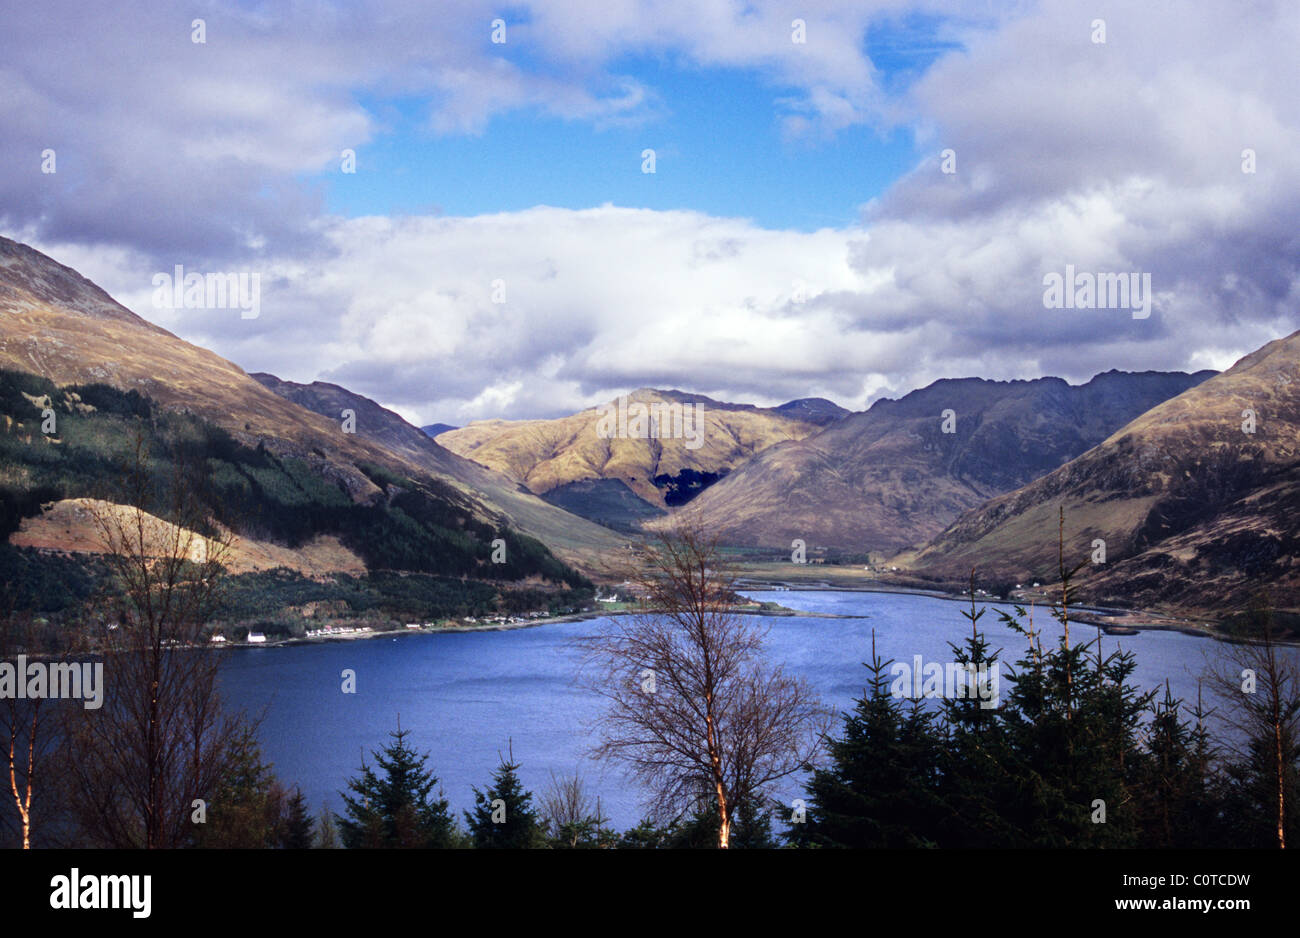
[673,369,1216,552]
[904,331,1300,613]
[435,388,824,514]
[773,397,850,425]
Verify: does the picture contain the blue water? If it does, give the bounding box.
[215,589,1245,831]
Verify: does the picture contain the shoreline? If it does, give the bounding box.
[213,583,1292,651]
[220,600,866,649]
[748,580,1300,647]
[732,580,1271,644]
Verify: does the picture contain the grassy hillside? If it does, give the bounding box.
[0,370,591,613]
[905,331,1300,614]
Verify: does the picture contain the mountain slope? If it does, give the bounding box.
[436,388,821,510]
[248,373,626,564]
[0,367,589,593]
[0,236,624,572]
[906,331,1300,612]
[674,370,1214,552]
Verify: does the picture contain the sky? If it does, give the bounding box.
[2,0,1297,425]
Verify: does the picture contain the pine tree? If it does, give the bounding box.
[617,818,677,849]
[280,787,314,849]
[993,524,1152,848]
[337,725,459,848]
[934,575,1017,847]
[196,725,287,848]
[1219,728,1300,847]
[730,796,779,849]
[465,745,545,848]
[1134,683,1220,848]
[791,632,947,848]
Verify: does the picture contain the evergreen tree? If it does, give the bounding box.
[993,541,1152,848]
[196,725,288,848]
[934,579,1018,847]
[465,746,545,848]
[1133,684,1221,848]
[791,633,947,848]
[730,796,780,849]
[280,787,315,849]
[337,725,459,848]
[546,815,619,849]
[1218,727,1300,848]
[617,818,678,849]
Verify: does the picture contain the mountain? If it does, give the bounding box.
[773,397,850,425]
[904,331,1300,613]
[0,236,624,574]
[422,422,458,437]
[673,370,1215,552]
[247,373,625,564]
[435,389,823,522]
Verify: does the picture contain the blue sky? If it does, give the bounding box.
[308,24,958,230]
[312,80,908,230]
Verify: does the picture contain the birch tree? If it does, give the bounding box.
[579,522,828,848]
[63,430,247,848]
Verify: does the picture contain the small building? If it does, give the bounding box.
[246,631,267,644]
[209,634,227,644]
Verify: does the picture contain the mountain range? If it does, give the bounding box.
[903,331,1300,612]
[435,389,828,525]
[664,370,1215,553]
[1,234,1293,616]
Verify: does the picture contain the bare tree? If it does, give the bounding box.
[578,521,829,848]
[62,429,249,848]
[0,609,61,848]
[539,769,607,847]
[1206,598,1300,849]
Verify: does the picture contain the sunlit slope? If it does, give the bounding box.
[906,331,1300,612]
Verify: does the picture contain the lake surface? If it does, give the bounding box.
[215,589,1254,831]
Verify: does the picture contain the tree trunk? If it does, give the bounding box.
[1275,714,1286,849]
[703,694,729,848]
[715,786,730,849]
[6,705,39,849]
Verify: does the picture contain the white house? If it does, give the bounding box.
[246,631,267,644]
[209,634,227,644]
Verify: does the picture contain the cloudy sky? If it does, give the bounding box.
[3,0,1297,425]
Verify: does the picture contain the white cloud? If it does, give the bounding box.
[9,0,1300,427]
